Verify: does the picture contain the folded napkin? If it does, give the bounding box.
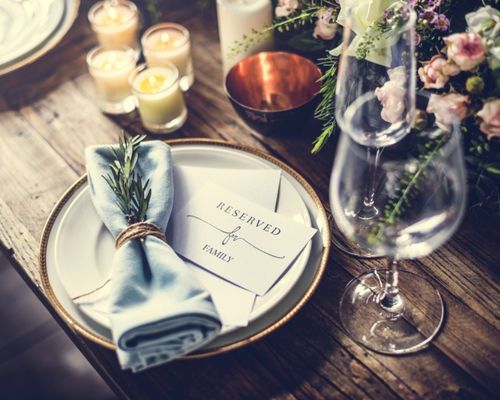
[85,141,221,372]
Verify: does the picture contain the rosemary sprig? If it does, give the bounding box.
[311,53,338,154]
[102,135,152,225]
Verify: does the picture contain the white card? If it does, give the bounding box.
[173,166,281,212]
[172,183,317,296]
[169,166,281,326]
[189,266,255,327]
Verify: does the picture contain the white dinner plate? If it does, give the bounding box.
[54,146,312,332]
[40,139,330,357]
[0,0,79,75]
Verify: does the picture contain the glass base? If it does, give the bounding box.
[339,269,444,354]
[356,204,379,221]
[98,95,136,115]
[141,107,188,134]
[328,213,382,259]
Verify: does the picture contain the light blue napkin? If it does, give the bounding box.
[85,141,222,372]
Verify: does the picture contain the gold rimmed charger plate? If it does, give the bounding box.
[0,0,80,76]
[39,138,331,358]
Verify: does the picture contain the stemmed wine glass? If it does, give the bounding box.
[330,115,466,354]
[332,5,417,257]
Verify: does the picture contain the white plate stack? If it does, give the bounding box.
[40,141,331,357]
[0,0,79,75]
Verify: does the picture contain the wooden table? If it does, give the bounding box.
[0,2,498,399]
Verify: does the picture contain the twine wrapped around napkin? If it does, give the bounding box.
[85,141,222,372]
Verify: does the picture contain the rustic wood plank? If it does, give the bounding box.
[0,1,498,399]
[0,109,80,284]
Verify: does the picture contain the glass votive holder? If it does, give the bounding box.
[86,45,136,114]
[141,23,194,91]
[129,63,188,134]
[88,0,140,50]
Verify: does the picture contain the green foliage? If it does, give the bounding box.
[286,30,331,52]
[145,0,161,23]
[102,134,152,225]
[355,20,391,60]
[228,6,321,60]
[311,53,337,154]
[465,134,500,213]
[368,134,449,243]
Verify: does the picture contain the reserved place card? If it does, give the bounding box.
[171,183,317,295]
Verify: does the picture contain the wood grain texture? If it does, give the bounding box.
[0,1,498,399]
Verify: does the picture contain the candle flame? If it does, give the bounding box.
[139,74,167,93]
[107,6,118,20]
[160,33,170,43]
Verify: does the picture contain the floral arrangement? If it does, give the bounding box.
[241,0,499,213]
[417,5,500,212]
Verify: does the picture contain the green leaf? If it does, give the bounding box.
[286,30,329,52]
[311,124,334,154]
[486,164,500,175]
[102,132,151,224]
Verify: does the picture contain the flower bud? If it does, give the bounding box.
[466,76,485,94]
[412,109,428,131]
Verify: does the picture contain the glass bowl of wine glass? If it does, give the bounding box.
[330,104,466,354]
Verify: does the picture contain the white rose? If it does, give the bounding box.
[489,46,500,70]
[330,0,400,66]
[336,0,398,34]
[466,6,500,39]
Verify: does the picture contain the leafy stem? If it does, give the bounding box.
[369,133,449,242]
[102,134,152,225]
[311,53,338,154]
[228,6,322,60]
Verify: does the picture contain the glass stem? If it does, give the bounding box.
[357,147,381,220]
[364,147,381,208]
[380,258,404,313]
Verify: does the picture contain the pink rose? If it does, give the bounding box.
[444,32,486,71]
[275,0,298,18]
[427,93,469,130]
[313,8,337,41]
[375,66,406,124]
[418,55,450,89]
[477,99,500,140]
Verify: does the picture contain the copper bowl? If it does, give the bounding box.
[225,51,322,135]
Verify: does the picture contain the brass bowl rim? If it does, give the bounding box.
[224,51,322,114]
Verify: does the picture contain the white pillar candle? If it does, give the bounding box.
[216,0,274,75]
[130,63,187,133]
[141,23,194,92]
[86,46,136,114]
[88,0,139,49]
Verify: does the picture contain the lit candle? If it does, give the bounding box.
[141,23,194,91]
[88,0,139,49]
[86,46,136,114]
[216,0,274,75]
[129,63,187,133]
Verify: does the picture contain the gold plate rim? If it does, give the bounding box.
[0,0,81,77]
[39,138,331,357]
